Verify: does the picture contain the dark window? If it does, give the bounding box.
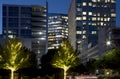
[3,6,7,16]
[3,17,6,27]
[20,29,31,37]
[21,18,31,28]
[8,6,19,16]
[8,18,18,27]
[21,7,31,17]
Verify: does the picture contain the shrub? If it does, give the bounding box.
[98,75,120,79]
[98,75,110,79]
[110,75,120,79]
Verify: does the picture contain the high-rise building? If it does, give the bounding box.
[68,0,116,60]
[2,4,48,65]
[48,13,68,49]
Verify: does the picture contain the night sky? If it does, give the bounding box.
[0,0,120,34]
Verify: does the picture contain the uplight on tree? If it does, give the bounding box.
[51,40,80,79]
[0,38,34,79]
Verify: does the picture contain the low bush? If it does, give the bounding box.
[98,75,109,79]
[98,75,120,79]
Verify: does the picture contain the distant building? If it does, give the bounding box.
[2,4,48,65]
[107,28,120,48]
[68,0,116,63]
[48,13,68,49]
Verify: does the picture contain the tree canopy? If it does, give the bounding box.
[95,48,120,71]
[51,40,80,71]
[0,38,37,79]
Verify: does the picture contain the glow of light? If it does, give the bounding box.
[106,72,110,75]
[38,32,43,34]
[9,68,15,79]
[106,41,111,46]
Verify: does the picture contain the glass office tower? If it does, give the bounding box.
[31,5,48,64]
[48,13,68,49]
[2,4,48,65]
[2,4,32,38]
[68,0,116,54]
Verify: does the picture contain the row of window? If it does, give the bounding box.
[76,1,115,8]
[76,16,114,21]
[76,30,97,34]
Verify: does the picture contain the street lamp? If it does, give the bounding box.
[106,40,111,46]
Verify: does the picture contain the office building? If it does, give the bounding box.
[2,4,48,65]
[48,13,68,49]
[107,28,120,47]
[68,0,116,62]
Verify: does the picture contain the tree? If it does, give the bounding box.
[103,48,120,71]
[51,40,80,79]
[40,49,57,76]
[86,59,96,74]
[94,48,120,75]
[0,38,35,79]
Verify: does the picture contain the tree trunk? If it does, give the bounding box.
[11,70,14,79]
[64,70,67,79]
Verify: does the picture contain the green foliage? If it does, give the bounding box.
[0,38,36,71]
[95,48,120,70]
[98,75,120,79]
[51,40,80,71]
[98,75,110,79]
[86,59,96,74]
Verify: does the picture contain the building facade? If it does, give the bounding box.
[2,4,48,65]
[107,28,120,48]
[48,13,68,49]
[68,0,116,62]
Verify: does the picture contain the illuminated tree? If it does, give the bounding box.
[51,40,80,79]
[0,38,34,79]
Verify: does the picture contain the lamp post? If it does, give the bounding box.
[106,40,111,46]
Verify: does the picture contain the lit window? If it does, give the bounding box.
[104,18,107,21]
[83,22,86,25]
[82,35,86,39]
[101,18,103,21]
[92,17,96,21]
[8,31,12,33]
[92,23,96,26]
[101,22,103,26]
[88,12,92,15]
[97,13,100,16]
[111,13,116,17]
[77,8,82,11]
[77,31,82,34]
[93,14,96,16]
[83,2,87,6]
[91,31,96,34]
[88,23,91,25]
[104,24,106,26]
[93,4,96,7]
[89,2,92,6]
[98,18,100,21]
[92,0,97,2]
[105,0,107,3]
[76,17,82,20]
[104,14,106,17]
[111,0,115,3]
[83,12,87,15]
[77,41,82,44]
[83,16,86,20]
[8,35,14,38]
[83,31,86,34]
[108,18,110,21]
[108,0,110,2]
